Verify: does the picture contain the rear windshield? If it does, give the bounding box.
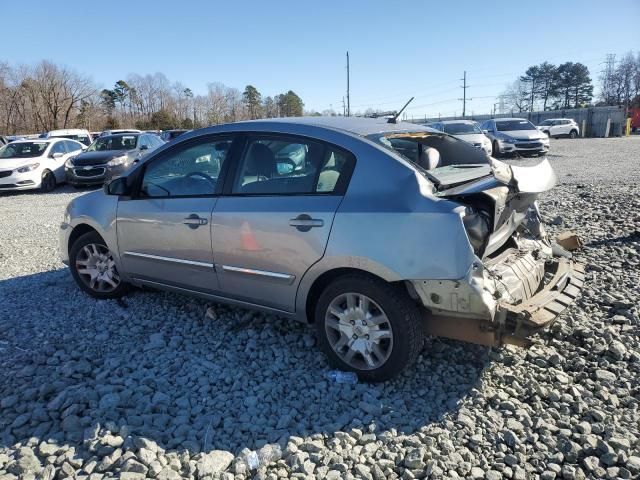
[0,142,48,159]
[496,120,536,131]
[442,123,482,135]
[88,135,138,151]
[367,131,489,171]
[56,134,92,146]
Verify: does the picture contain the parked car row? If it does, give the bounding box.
[427,116,580,157]
[0,131,167,192]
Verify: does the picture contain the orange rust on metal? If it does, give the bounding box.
[423,314,499,347]
[556,231,583,251]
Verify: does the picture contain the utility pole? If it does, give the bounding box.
[346,51,350,117]
[459,71,469,118]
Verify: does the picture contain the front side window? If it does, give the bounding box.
[232,136,352,195]
[64,140,83,153]
[50,142,66,155]
[141,138,233,197]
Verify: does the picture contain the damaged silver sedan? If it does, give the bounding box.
[60,116,583,381]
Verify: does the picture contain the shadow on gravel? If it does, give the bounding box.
[0,185,100,197]
[0,268,490,456]
[586,231,640,247]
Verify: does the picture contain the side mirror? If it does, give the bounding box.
[103,176,128,196]
[139,144,149,151]
[51,152,64,159]
[82,146,88,151]
[482,129,489,134]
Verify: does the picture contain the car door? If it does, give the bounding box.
[212,133,355,312]
[47,141,70,182]
[116,134,237,293]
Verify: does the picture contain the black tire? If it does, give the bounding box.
[492,141,500,158]
[546,130,552,138]
[569,130,578,139]
[314,273,423,382]
[40,170,56,192]
[69,231,130,299]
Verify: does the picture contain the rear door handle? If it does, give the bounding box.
[289,214,323,232]
[183,214,208,229]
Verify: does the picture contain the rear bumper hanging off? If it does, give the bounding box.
[422,258,585,347]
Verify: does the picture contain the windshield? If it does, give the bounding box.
[367,131,489,171]
[0,142,48,159]
[496,119,536,131]
[56,134,92,146]
[88,135,138,151]
[442,123,482,135]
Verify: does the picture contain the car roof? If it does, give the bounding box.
[48,129,90,135]
[9,138,56,144]
[209,116,437,137]
[440,120,477,125]
[494,118,530,122]
[98,133,141,139]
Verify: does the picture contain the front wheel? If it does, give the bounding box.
[69,231,129,299]
[40,170,56,192]
[492,141,500,158]
[569,130,578,139]
[315,274,423,382]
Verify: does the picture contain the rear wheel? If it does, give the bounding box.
[40,170,56,192]
[69,231,129,299]
[569,130,578,139]
[315,274,423,382]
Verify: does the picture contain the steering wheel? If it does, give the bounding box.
[277,158,297,175]
[186,171,216,185]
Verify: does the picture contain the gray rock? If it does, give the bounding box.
[196,450,234,476]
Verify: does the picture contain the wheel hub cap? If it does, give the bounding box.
[325,292,393,370]
[75,243,120,293]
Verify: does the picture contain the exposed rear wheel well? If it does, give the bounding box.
[304,267,411,323]
[67,224,100,255]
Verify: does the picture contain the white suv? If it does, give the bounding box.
[537,119,580,139]
[0,138,84,192]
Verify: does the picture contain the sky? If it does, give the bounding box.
[2,0,639,119]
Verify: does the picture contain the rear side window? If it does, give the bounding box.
[232,135,354,195]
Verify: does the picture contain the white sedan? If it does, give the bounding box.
[0,138,84,192]
[429,120,492,155]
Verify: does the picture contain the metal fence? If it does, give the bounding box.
[407,106,628,137]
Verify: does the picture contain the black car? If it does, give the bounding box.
[160,129,189,142]
[65,133,163,186]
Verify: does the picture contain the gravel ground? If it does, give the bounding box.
[0,136,638,480]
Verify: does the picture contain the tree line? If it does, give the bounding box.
[0,60,306,134]
[501,51,640,113]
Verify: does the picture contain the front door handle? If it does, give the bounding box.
[289,214,324,232]
[183,214,208,229]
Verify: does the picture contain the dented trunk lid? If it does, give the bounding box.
[432,159,557,257]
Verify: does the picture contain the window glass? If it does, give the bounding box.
[50,142,66,155]
[233,136,351,195]
[88,135,138,152]
[141,138,233,197]
[0,142,47,158]
[65,140,83,153]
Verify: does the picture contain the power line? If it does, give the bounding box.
[459,71,470,117]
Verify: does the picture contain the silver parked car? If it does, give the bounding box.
[480,118,550,157]
[60,117,584,381]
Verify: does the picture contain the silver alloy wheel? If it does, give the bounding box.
[75,243,121,293]
[325,292,393,370]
